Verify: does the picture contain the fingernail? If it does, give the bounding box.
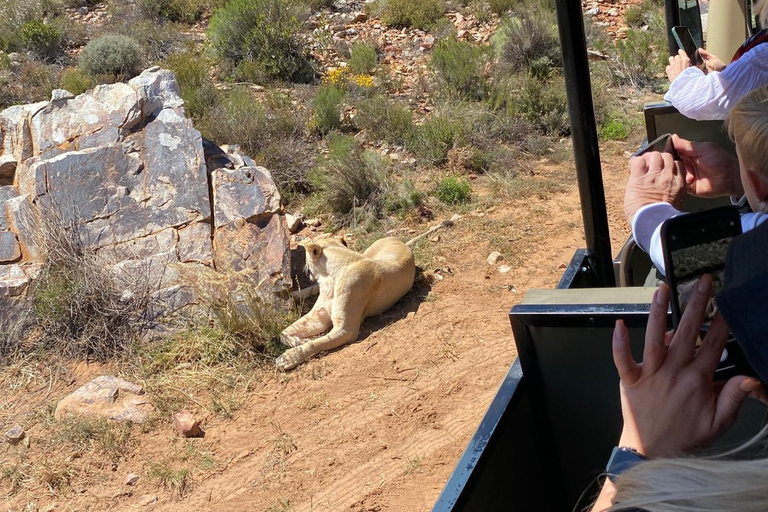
[697,275,712,293]
[740,379,761,392]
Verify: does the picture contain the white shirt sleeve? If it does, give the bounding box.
[663,44,768,120]
[631,202,683,276]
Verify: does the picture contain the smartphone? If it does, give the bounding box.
[661,205,741,328]
[661,206,756,380]
[672,26,705,69]
[632,133,680,160]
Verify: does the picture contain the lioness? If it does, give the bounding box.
[276,237,416,371]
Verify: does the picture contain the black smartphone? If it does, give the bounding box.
[661,205,741,328]
[661,206,756,380]
[632,133,680,160]
[672,26,705,69]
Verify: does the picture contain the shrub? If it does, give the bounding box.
[382,0,446,30]
[137,0,207,23]
[493,7,561,74]
[488,0,515,15]
[431,39,490,100]
[435,176,472,205]
[164,51,219,119]
[313,85,345,134]
[408,110,467,164]
[208,0,313,83]
[18,61,58,102]
[20,19,61,61]
[348,41,378,75]
[59,68,94,95]
[354,95,413,146]
[27,205,153,360]
[309,134,388,220]
[79,35,143,79]
[515,74,569,135]
[600,118,632,140]
[104,3,187,63]
[612,28,665,88]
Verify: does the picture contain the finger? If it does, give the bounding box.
[614,320,641,384]
[694,313,730,374]
[628,156,648,175]
[667,275,712,365]
[660,151,676,173]
[664,329,674,347]
[643,285,670,373]
[713,376,761,435]
[672,134,695,156]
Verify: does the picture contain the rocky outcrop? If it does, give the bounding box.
[0,67,291,332]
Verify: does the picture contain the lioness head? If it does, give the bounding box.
[300,237,348,278]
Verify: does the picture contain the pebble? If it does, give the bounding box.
[487,251,504,265]
[5,425,24,445]
[173,410,204,438]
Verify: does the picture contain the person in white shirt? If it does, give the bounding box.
[664,0,768,120]
[626,86,768,274]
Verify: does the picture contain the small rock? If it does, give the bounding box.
[408,229,416,234]
[138,495,157,506]
[51,89,75,101]
[285,213,304,234]
[173,410,204,438]
[5,425,25,445]
[353,11,368,22]
[406,311,415,321]
[557,262,568,270]
[498,265,512,273]
[607,7,619,16]
[77,6,88,15]
[487,251,504,265]
[429,235,440,242]
[126,473,140,486]
[305,218,321,228]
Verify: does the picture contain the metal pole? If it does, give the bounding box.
[554,0,615,287]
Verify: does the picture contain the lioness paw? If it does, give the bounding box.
[276,349,304,371]
[280,332,302,348]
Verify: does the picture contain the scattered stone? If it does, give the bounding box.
[55,375,154,424]
[305,218,322,228]
[406,311,416,321]
[285,213,304,234]
[557,262,568,270]
[126,473,140,486]
[138,495,157,506]
[173,410,204,438]
[498,265,512,273]
[429,235,440,242]
[5,425,24,445]
[487,251,504,265]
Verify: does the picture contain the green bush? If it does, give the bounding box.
[79,35,144,79]
[104,3,187,63]
[515,73,569,135]
[493,7,561,74]
[431,39,490,100]
[137,0,208,23]
[309,134,388,221]
[600,118,631,140]
[348,41,378,75]
[382,0,446,30]
[59,68,94,95]
[488,0,515,15]
[612,28,665,88]
[208,0,313,83]
[164,51,219,119]
[435,176,472,205]
[354,95,413,146]
[20,19,61,61]
[313,85,345,134]
[408,110,467,164]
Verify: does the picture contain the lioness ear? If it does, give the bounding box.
[304,242,323,259]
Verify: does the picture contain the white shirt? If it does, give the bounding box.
[663,43,768,120]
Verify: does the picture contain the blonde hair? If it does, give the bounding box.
[727,85,768,175]
[608,424,768,511]
[756,0,768,28]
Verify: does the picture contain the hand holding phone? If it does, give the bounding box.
[633,133,680,160]
[672,26,705,70]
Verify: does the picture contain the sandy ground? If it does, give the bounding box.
[0,140,637,512]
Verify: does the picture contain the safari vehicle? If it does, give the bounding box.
[432,1,767,510]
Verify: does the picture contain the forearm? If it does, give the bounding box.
[592,479,617,512]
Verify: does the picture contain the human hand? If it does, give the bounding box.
[672,134,743,198]
[613,277,761,458]
[624,152,686,225]
[666,49,691,82]
[698,48,726,73]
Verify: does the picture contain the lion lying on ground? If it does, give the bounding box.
[276,237,416,371]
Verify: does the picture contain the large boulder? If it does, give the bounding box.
[0,68,291,333]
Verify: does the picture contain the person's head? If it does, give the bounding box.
[727,85,768,212]
[756,0,768,28]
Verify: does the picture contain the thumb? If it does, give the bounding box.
[672,134,695,156]
[698,48,712,59]
[714,377,760,433]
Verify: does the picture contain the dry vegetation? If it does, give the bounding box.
[0,0,669,507]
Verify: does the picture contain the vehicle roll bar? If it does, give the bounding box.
[554,0,616,287]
